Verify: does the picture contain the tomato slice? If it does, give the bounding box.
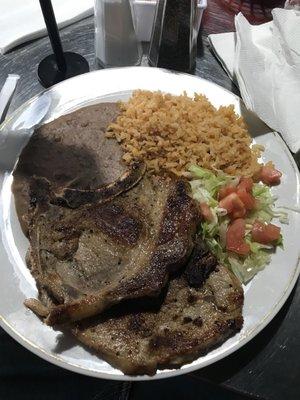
[218,185,237,200]
[226,218,250,255]
[260,166,282,186]
[199,202,214,222]
[231,207,247,219]
[237,177,253,192]
[219,192,246,219]
[251,220,281,244]
[237,189,256,210]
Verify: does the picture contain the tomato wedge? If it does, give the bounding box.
[260,166,282,186]
[237,177,253,192]
[199,202,214,222]
[219,192,246,219]
[218,185,237,200]
[237,188,256,210]
[231,207,247,219]
[251,220,281,244]
[226,218,250,255]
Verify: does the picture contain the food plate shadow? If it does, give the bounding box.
[239,100,272,138]
[53,330,80,354]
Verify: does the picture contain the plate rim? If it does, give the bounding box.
[0,66,299,381]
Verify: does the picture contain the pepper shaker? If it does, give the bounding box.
[148,0,198,73]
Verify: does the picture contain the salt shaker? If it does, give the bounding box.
[148,0,198,72]
[95,0,142,68]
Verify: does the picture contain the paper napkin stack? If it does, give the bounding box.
[209,8,300,153]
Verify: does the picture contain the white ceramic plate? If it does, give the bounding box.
[0,67,299,381]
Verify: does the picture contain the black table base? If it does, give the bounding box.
[38,0,89,88]
[38,52,89,88]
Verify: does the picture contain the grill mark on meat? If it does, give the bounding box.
[193,317,203,327]
[185,241,218,287]
[127,314,152,338]
[149,334,178,351]
[156,180,196,246]
[187,293,197,304]
[86,203,143,247]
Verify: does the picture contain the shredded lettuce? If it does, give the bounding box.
[189,165,286,284]
[251,184,289,224]
[189,165,238,198]
[228,252,271,283]
[275,234,284,249]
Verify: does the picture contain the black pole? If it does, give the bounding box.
[37,0,89,88]
[39,0,66,72]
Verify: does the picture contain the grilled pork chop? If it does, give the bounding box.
[73,245,243,376]
[25,173,199,325]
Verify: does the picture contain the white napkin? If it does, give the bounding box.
[0,0,94,55]
[209,9,300,154]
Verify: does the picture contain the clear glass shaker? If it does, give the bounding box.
[94,0,142,68]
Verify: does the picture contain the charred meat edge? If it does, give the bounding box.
[53,161,146,208]
[29,161,146,209]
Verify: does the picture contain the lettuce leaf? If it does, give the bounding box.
[188,165,238,198]
[251,184,288,224]
[228,251,271,283]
